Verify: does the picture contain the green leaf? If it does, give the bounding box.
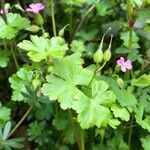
[70,40,85,52]
[17,35,68,62]
[106,131,129,150]
[0,106,11,128]
[134,0,143,7]
[96,0,113,16]
[53,111,69,130]
[141,135,150,150]
[115,89,137,110]
[0,50,11,68]
[53,110,75,144]
[34,103,54,121]
[1,138,24,149]
[135,105,150,132]
[2,121,11,140]
[120,31,139,49]
[104,77,137,111]
[108,118,121,129]
[111,104,130,121]
[28,121,51,145]
[42,57,92,109]
[9,67,33,101]
[137,87,150,113]
[131,74,150,87]
[0,13,30,39]
[72,80,116,129]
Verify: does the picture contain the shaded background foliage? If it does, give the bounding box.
[0,0,150,150]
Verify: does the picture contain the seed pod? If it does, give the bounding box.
[4,3,10,10]
[117,77,124,88]
[35,13,44,26]
[93,49,103,64]
[58,24,69,37]
[103,34,113,61]
[14,4,25,12]
[93,27,111,64]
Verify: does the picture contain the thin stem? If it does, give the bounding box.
[96,61,106,73]
[88,61,107,87]
[69,12,73,37]
[41,25,45,35]
[100,129,105,150]
[68,110,81,150]
[7,107,32,139]
[123,124,138,129]
[71,4,95,40]
[128,115,134,150]
[129,29,133,50]
[3,39,7,50]
[88,64,98,87]
[10,45,19,70]
[80,130,85,150]
[127,0,133,51]
[127,0,133,20]
[51,0,56,36]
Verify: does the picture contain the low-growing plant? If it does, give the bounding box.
[0,0,150,149]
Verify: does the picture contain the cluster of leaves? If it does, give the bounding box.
[0,0,150,149]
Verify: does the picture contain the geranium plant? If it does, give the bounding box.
[0,0,150,150]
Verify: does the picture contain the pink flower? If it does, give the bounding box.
[117,57,132,72]
[26,3,44,14]
[0,8,9,15]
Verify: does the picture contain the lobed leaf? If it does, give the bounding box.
[0,13,30,39]
[18,35,68,62]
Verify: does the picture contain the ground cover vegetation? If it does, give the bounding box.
[0,0,150,149]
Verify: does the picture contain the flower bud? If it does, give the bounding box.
[43,32,49,38]
[58,24,69,37]
[103,49,111,61]
[26,25,40,33]
[103,34,113,61]
[14,4,25,12]
[93,49,103,64]
[35,13,44,26]
[32,78,40,89]
[117,77,124,88]
[4,3,10,10]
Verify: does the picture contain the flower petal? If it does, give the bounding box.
[26,3,44,14]
[117,57,125,66]
[125,60,132,70]
[121,65,127,72]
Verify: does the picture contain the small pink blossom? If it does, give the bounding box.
[0,8,9,15]
[117,57,132,72]
[26,3,44,14]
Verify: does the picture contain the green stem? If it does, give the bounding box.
[68,110,85,150]
[10,45,19,70]
[100,130,105,150]
[7,107,32,139]
[69,12,73,37]
[41,25,45,35]
[127,0,133,51]
[51,0,56,36]
[88,64,98,87]
[128,115,134,150]
[80,130,85,150]
[88,61,107,87]
[129,29,132,50]
[127,0,133,20]
[70,4,95,41]
[3,39,7,50]
[96,61,106,73]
